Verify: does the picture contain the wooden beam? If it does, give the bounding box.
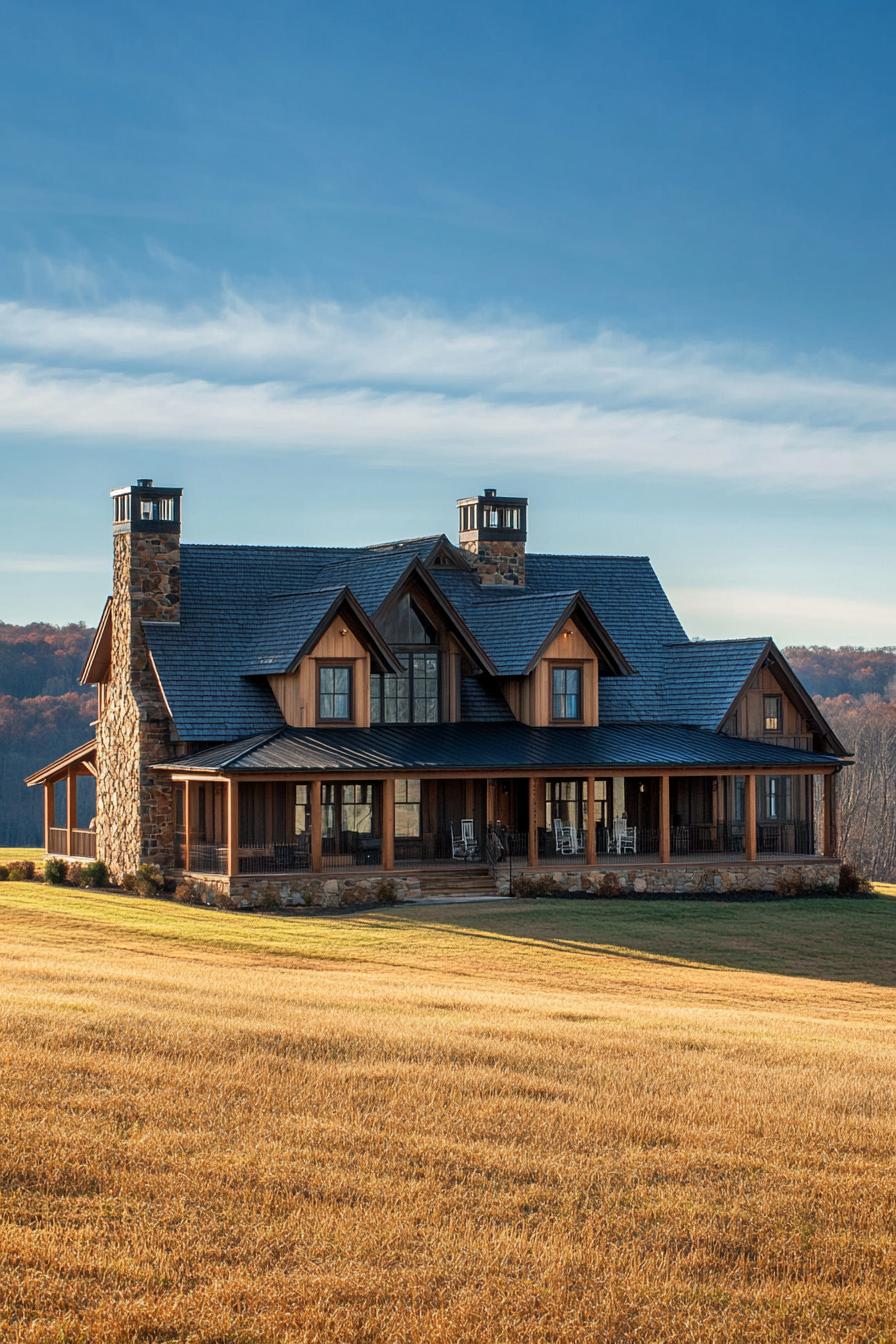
[528,777,540,867]
[381,778,395,871]
[66,767,77,858]
[184,780,193,872]
[310,780,322,873]
[44,780,54,853]
[227,778,239,877]
[464,779,474,819]
[585,778,597,866]
[744,774,757,862]
[822,771,837,857]
[659,773,671,864]
[486,778,497,830]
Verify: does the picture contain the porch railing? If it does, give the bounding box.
[47,827,96,859]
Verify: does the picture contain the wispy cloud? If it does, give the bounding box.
[0,552,107,573]
[676,586,896,644]
[0,292,894,492]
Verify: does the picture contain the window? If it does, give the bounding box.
[764,776,792,821]
[395,779,422,837]
[544,779,587,830]
[551,665,582,721]
[294,784,310,836]
[318,664,353,721]
[733,777,745,822]
[764,694,782,733]
[370,597,440,724]
[321,783,379,841]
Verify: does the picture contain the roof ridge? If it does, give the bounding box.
[528,552,651,561]
[665,636,771,648]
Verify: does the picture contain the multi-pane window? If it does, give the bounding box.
[544,779,587,830]
[370,653,439,723]
[322,783,378,838]
[551,666,582,721]
[395,779,422,837]
[764,694,782,733]
[764,776,792,821]
[318,665,353,721]
[733,776,745,822]
[294,784,310,836]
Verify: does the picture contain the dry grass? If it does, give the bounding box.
[1,865,895,1343]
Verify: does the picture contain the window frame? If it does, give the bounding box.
[549,662,585,723]
[317,661,354,723]
[763,693,783,734]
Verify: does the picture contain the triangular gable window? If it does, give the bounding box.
[379,594,437,646]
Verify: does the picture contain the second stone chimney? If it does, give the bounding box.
[457,487,527,587]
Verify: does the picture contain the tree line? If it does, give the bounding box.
[0,625,893,879]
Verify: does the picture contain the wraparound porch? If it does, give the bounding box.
[166,767,839,879]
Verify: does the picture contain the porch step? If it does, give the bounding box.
[414,867,498,899]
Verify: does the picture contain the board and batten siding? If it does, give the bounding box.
[269,618,371,728]
[500,623,599,727]
[722,665,813,751]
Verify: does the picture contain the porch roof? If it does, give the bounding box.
[156,723,845,776]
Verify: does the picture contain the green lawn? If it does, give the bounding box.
[1,849,893,992]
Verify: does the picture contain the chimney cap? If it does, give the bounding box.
[136,478,153,487]
[483,487,497,497]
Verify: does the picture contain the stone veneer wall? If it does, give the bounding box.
[459,537,526,587]
[497,861,842,897]
[95,530,180,878]
[182,872,423,910]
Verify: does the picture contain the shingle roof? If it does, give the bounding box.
[159,722,842,775]
[241,588,346,674]
[139,537,829,760]
[661,638,770,729]
[460,675,515,722]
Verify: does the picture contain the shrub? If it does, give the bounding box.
[121,863,165,899]
[8,860,35,881]
[256,887,281,912]
[43,857,68,885]
[838,862,873,895]
[76,860,109,889]
[374,878,399,905]
[511,874,561,898]
[0,865,9,881]
[597,872,622,898]
[173,878,203,904]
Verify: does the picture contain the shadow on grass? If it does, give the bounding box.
[367,895,896,989]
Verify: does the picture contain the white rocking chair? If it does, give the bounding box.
[610,815,638,854]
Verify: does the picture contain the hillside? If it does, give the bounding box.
[0,623,95,844]
[0,629,893,877]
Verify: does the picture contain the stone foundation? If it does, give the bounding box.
[180,871,423,910]
[499,860,841,897]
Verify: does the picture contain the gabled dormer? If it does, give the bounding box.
[494,592,633,727]
[244,588,402,728]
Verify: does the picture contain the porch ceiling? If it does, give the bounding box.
[156,723,846,776]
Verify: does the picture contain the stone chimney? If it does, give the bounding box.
[457,487,528,587]
[95,480,182,878]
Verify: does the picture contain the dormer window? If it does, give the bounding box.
[551,665,583,722]
[318,665,353,722]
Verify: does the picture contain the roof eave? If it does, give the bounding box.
[79,597,112,685]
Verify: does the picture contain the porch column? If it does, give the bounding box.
[183,780,193,871]
[528,776,540,867]
[66,766,77,858]
[310,780,322,873]
[486,779,497,830]
[585,777,597,866]
[226,778,239,877]
[381,778,395,870]
[659,773,671,864]
[744,773,757,862]
[822,771,837,857]
[44,780,54,852]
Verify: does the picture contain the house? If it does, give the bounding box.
[27,480,849,902]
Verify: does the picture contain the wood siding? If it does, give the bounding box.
[722,664,813,751]
[269,617,371,728]
[500,622,599,727]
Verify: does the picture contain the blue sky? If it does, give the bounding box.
[0,0,894,644]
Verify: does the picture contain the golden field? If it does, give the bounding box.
[1,857,895,1344]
